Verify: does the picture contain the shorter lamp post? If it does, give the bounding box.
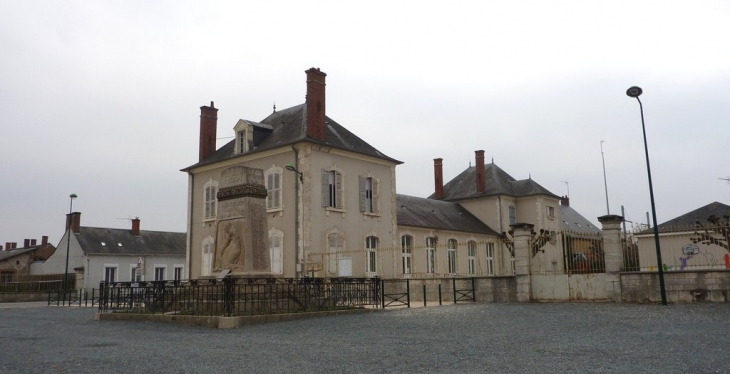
[285,164,303,278]
[63,193,77,305]
[626,86,667,305]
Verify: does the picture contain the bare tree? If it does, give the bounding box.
[501,229,554,258]
[690,215,730,252]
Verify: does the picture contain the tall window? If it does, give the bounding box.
[328,233,344,274]
[546,206,555,219]
[131,265,142,282]
[322,169,343,209]
[238,130,247,152]
[359,176,379,213]
[174,266,184,281]
[426,237,436,274]
[467,241,476,275]
[204,179,218,220]
[401,235,413,276]
[508,205,516,225]
[201,237,214,276]
[104,266,117,283]
[486,242,495,276]
[269,231,283,274]
[154,266,165,281]
[266,169,282,210]
[447,239,457,274]
[365,236,378,276]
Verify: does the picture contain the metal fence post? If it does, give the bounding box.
[223,277,234,317]
[423,284,427,307]
[438,284,442,305]
[472,277,476,302]
[406,279,410,308]
[453,278,457,304]
[381,279,385,308]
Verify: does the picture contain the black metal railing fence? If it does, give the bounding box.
[98,277,381,316]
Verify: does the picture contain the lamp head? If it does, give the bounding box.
[70,193,77,199]
[285,164,297,172]
[626,86,643,98]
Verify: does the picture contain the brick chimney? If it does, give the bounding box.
[0,244,3,251]
[132,217,140,236]
[24,239,30,248]
[66,212,81,234]
[12,242,17,249]
[560,195,570,207]
[305,68,327,142]
[42,236,48,245]
[434,158,444,199]
[31,239,37,246]
[4,242,8,251]
[199,101,218,162]
[475,150,486,194]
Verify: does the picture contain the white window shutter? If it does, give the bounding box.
[321,170,329,207]
[359,176,366,212]
[335,172,343,209]
[372,178,379,213]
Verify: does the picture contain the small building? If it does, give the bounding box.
[31,212,186,290]
[0,237,55,280]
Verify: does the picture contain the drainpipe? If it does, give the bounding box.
[186,172,195,280]
[291,144,302,278]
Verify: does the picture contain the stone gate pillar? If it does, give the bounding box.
[598,214,624,302]
[511,223,535,302]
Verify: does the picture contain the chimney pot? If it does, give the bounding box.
[4,242,9,251]
[305,68,327,142]
[132,217,141,236]
[42,236,48,245]
[560,195,570,207]
[434,158,444,200]
[12,242,17,249]
[475,150,486,194]
[24,239,30,248]
[198,102,219,162]
[31,239,37,246]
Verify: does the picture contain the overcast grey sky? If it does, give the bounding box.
[2,1,729,246]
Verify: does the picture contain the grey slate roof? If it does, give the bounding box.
[560,205,601,235]
[429,163,557,201]
[0,246,39,261]
[76,227,186,256]
[396,194,499,235]
[183,104,401,170]
[656,201,730,229]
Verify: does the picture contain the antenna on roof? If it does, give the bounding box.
[720,177,730,184]
[116,216,133,221]
[273,102,276,113]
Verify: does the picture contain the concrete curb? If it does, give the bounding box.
[95,307,379,329]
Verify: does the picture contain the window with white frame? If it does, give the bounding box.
[201,236,214,276]
[203,179,218,220]
[359,176,379,214]
[401,235,413,276]
[266,167,282,211]
[173,266,184,281]
[130,265,142,282]
[425,237,436,274]
[328,233,344,274]
[467,241,476,275]
[322,169,343,209]
[447,239,457,274]
[154,266,166,281]
[365,236,378,276]
[269,230,283,274]
[546,206,555,219]
[104,266,117,283]
[238,129,248,153]
[509,205,516,225]
[486,242,495,276]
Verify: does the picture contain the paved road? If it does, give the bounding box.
[1,302,729,373]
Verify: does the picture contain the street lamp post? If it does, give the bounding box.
[626,86,667,305]
[63,193,77,305]
[600,140,610,214]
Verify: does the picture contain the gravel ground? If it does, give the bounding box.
[1,302,729,373]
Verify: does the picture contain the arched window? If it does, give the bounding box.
[203,179,218,220]
[401,235,413,276]
[447,239,458,274]
[486,242,495,276]
[201,236,214,276]
[467,241,476,275]
[365,236,378,276]
[265,166,283,211]
[328,233,344,274]
[269,229,283,274]
[426,237,436,274]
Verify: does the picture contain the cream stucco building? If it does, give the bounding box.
[182,68,586,280]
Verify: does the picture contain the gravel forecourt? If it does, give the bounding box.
[1,302,728,373]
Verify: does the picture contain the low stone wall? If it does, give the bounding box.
[384,277,516,303]
[0,292,49,303]
[96,308,378,329]
[620,270,730,302]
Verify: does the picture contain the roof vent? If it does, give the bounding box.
[118,243,123,247]
[101,242,106,246]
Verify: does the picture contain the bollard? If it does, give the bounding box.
[406,279,410,308]
[423,284,427,307]
[438,284,442,305]
[453,278,457,304]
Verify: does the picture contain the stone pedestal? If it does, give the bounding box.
[214,166,270,275]
[598,214,625,302]
[511,223,535,302]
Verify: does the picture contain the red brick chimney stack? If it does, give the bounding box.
[434,158,444,200]
[66,212,81,234]
[199,101,219,162]
[42,236,48,245]
[24,239,30,248]
[305,68,327,142]
[31,239,37,246]
[475,150,486,194]
[132,218,140,236]
[4,242,8,251]
[560,195,570,207]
